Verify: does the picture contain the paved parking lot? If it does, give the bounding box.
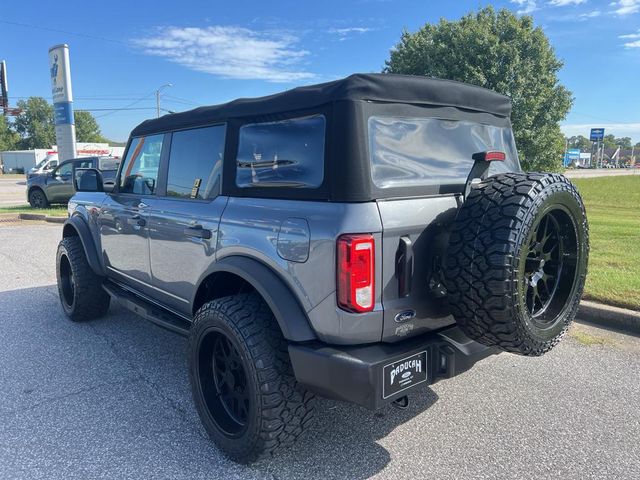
[0,176,27,207]
[0,222,639,479]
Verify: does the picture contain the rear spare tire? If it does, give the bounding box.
[445,173,589,356]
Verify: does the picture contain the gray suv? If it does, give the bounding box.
[56,74,589,463]
[27,156,119,208]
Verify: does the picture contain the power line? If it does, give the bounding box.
[0,19,127,45]
[76,107,157,112]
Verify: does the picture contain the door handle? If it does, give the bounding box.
[395,236,413,298]
[184,225,212,240]
[127,214,146,227]
[138,201,149,209]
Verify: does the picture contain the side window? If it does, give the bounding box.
[236,115,325,188]
[77,159,94,169]
[166,125,226,200]
[55,162,73,177]
[119,134,164,195]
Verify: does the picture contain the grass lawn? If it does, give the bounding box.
[572,176,640,311]
[0,204,68,217]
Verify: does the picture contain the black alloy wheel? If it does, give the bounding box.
[198,329,251,437]
[59,253,75,309]
[29,189,48,208]
[522,207,578,325]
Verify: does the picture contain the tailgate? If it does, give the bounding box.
[376,196,459,342]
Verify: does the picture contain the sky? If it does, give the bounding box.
[1,0,639,143]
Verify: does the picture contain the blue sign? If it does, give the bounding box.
[53,101,74,125]
[590,128,605,142]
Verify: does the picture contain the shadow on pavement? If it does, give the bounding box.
[0,285,439,480]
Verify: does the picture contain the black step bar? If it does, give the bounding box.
[103,281,191,336]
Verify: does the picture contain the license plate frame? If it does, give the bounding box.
[382,351,428,399]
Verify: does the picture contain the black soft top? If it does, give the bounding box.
[131,73,511,136]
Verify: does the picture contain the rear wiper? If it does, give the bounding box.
[237,159,295,168]
[244,181,307,188]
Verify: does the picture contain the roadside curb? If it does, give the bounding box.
[576,300,640,336]
[17,213,66,224]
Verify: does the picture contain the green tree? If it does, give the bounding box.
[384,7,572,171]
[75,110,108,143]
[614,136,632,149]
[567,135,591,151]
[602,134,617,150]
[0,115,19,151]
[13,97,55,149]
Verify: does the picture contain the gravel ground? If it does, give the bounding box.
[0,223,639,480]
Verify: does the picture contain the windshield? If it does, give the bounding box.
[368,116,520,189]
[34,159,48,169]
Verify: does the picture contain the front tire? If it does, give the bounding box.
[29,188,49,209]
[188,293,314,463]
[56,236,110,321]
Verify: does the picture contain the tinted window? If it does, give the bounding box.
[368,116,520,188]
[99,157,120,171]
[119,134,163,195]
[166,125,226,200]
[76,159,94,169]
[56,162,73,176]
[236,115,325,188]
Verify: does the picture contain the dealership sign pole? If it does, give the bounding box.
[48,44,77,161]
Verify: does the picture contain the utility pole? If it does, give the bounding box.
[155,83,172,118]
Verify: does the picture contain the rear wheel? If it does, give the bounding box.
[189,293,314,463]
[29,188,49,209]
[56,236,110,321]
[445,173,589,356]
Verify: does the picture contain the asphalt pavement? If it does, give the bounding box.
[0,222,639,479]
[0,176,28,207]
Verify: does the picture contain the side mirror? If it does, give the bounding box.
[74,168,104,192]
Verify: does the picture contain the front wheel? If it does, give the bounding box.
[188,293,314,464]
[29,189,49,209]
[56,236,110,321]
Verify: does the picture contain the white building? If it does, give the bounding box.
[1,142,125,173]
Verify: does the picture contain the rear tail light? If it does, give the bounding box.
[337,234,375,313]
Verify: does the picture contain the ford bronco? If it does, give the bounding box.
[56,74,588,463]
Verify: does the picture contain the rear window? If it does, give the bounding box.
[236,115,325,188]
[368,116,519,188]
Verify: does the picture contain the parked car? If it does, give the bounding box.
[27,156,119,208]
[57,74,589,463]
[27,155,59,179]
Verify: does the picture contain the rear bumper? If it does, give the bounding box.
[288,326,498,410]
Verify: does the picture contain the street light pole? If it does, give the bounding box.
[155,83,173,118]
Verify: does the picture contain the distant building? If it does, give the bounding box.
[0,142,125,173]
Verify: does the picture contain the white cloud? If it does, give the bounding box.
[511,0,538,14]
[561,123,640,142]
[328,27,373,41]
[549,0,587,6]
[620,29,640,39]
[624,39,640,47]
[611,0,640,16]
[132,26,315,83]
[579,10,602,18]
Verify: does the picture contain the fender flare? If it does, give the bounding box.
[63,216,105,276]
[198,256,317,342]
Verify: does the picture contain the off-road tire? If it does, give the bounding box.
[189,293,315,464]
[445,173,589,356]
[56,236,110,321]
[29,188,49,209]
